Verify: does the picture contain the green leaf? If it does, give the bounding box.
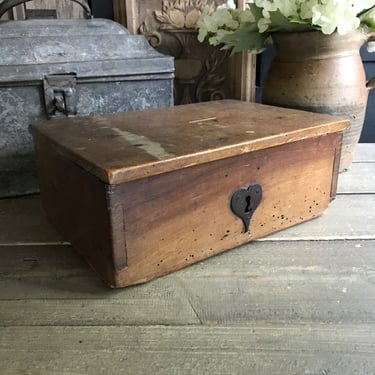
[358,5,375,18]
[267,11,315,32]
[287,16,318,32]
[220,28,269,54]
[360,6,375,30]
[247,3,263,21]
[288,16,310,25]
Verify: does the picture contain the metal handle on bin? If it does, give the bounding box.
[0,0,92,19]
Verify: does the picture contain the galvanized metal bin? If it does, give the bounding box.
[0,15,174,197]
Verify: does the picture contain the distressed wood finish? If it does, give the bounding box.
[30,100,347,287]
[30,100,347,184]
[1,194,374,245]
[0,144,374,374]
[110,134,342,286]
[2,324,375,375]
[1,240,375,324]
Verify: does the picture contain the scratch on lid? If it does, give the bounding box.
[112,127,174,160]
[189,117,217,124]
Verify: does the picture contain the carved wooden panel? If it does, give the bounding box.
[114,0,256,104]
[0,0,85,20]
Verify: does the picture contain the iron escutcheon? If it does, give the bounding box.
[230,183,262,233]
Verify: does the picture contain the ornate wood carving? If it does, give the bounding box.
[140,1,230,104]
[114,0,256,104]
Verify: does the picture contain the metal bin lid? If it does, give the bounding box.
[0,18,174,83]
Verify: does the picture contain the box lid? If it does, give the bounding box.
[30,100,348,185]
[0,19,174,83]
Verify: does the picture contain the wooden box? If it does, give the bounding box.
[29,100,348,288]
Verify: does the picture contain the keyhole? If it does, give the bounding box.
[245,195,252,213]
[230,183,262,233]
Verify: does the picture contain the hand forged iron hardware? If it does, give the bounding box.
[230,183,262,233]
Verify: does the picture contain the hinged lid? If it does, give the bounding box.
[0,19,174,83]
[30,100,349,185]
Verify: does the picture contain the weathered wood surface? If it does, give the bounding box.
[30,100,346,287]
[1,324,375,375]
[0,144,374,374]
[337,161,375,193]
[30,100,348,184]
[353,143,375,162]
[0,195,65,245]
[1,240,375,326]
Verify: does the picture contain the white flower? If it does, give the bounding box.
[368,41,375,52]
[196,0,375,53]
[217,0,236,10]
[310,1,362,35]
[238,10,256,24]
[211,9,239,29]
[258,17,271,33]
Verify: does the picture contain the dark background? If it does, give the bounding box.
[90,0,374,142]
[87,0,113,20]
[359,47,375,142]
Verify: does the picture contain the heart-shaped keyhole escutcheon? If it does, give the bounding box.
[230,183,262,233]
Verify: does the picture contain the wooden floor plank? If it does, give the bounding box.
[173,240,375,325]
[0,245,199,325]
[1,324,375,375]
[0,296,200,327]
[1,241,374,326]
[353,143,375,163]
[337,162,375,194]
[0,195,64,245]
[1,241,373,292]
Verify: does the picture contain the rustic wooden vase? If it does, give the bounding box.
[262,30,375,171]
